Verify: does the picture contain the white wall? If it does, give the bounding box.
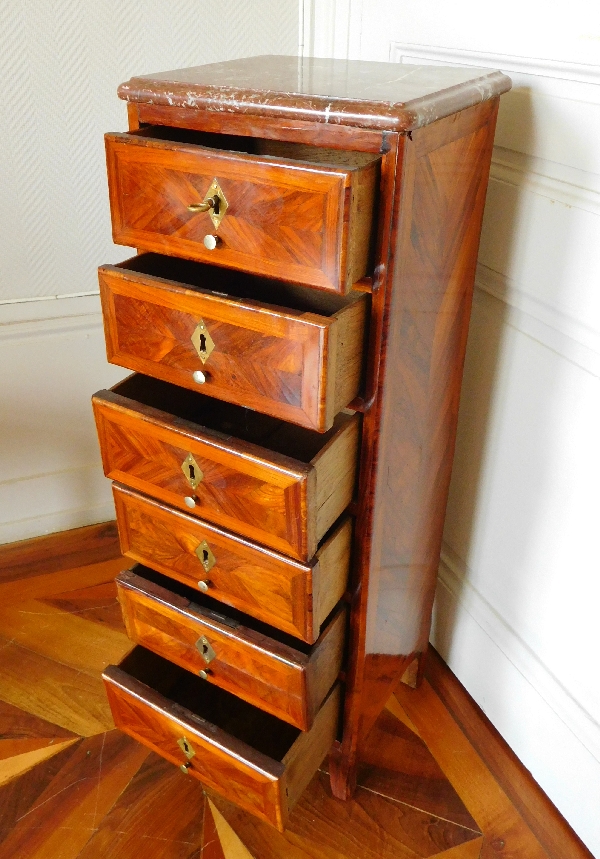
[304,1,600,853]
[0,0,299,544]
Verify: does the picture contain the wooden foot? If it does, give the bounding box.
[328,741,357,801]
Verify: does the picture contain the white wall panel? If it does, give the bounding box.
[0,0,299,303]
[0,0,298,544]
[0,302,125,543]
[305,2,600,851]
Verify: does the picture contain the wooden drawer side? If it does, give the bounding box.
[103,661,289,829]
[105,131,378,294]
[103,647,341,830]
[98,259,367,431]
[113,483,318,642]
[116,567,346,730]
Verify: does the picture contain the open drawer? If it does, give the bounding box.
[116,564,346,730]
[93,373,360,561]
[103,646,340,831]
[105,127,379,294]
[99,253,367,431]
[113,484,351,644]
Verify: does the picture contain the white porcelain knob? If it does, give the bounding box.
[203,234,219,250]
[199,669,209,680]
[197,580,210,592]
[184,496,196,508]
[192,370,206,385]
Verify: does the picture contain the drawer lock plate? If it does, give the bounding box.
[177,736,196,760]
[195,539,216,573]
[191,319,215,364]
[196,635,216,665]
[181,453,203,489]
[188,178,228,229]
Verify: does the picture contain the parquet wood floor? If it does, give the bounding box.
[0,523,591,859]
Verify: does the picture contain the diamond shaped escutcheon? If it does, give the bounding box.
[191,319,215,364]
[195,540,216,573]
[181,452,203,489]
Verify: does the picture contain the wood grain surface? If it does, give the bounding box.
[99,254,368,431]
[0,520,587,857]
[331,99,503,798]
[103,649,340,831]
[93,374,359,561]
[113,484,351,643]
[106,129,379,293]
[116,565,345,729]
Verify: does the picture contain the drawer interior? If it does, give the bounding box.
[113,373,353,462]
[126,564,334,654]
[116,252,363,316]
[133,125,379,171]
[118,645,300,759]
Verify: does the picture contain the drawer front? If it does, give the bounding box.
[114,484,352,643]
[105,132,377,294]
[99,257,367,432]
[93,379,359,561]
[116,567,346,730]
[103,648,341,830]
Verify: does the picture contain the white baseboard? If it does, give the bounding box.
[432,548,600,855]
[0,465,116,546]
[0,501,116,546]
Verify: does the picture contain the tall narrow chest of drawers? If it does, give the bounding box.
[93,55,511,830]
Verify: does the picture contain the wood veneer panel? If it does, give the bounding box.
[0,742,82,845]
[116,566,345,729]
[0,598,131,676]
[113,484,351,643]
[209,772,481,859]
[99,253,367,431]
[0,635,117,737]
[331,99,502,798]
[106,130,379,294]
[76,753,206,859]
[0,557,126,606]
[0,731,148,859]
[42,581,126,633]
[394,680,551,859]
[0,521,119,583]
[93,375,359,562]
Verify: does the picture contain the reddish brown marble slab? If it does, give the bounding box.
[118,55,510,132]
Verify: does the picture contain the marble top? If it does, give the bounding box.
[119,55,511,132]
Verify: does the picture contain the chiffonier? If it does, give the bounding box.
[92,55,510,831]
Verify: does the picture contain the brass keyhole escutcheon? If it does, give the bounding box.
[187,178,228,229]
[181,453,203,490]
[195,635,216,665]
[195,540,216,573]
[191,319,215,364]
[177,736,196,760]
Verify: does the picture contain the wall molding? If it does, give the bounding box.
[0,292,102,328]
[0,462,116,546]
[0,498,116,546]
[438,541,600,766]
[490,150,600,218]
[475,265,600,379]
[0,314,103,345]
[300,0,364,60]
[390,42,600,86]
